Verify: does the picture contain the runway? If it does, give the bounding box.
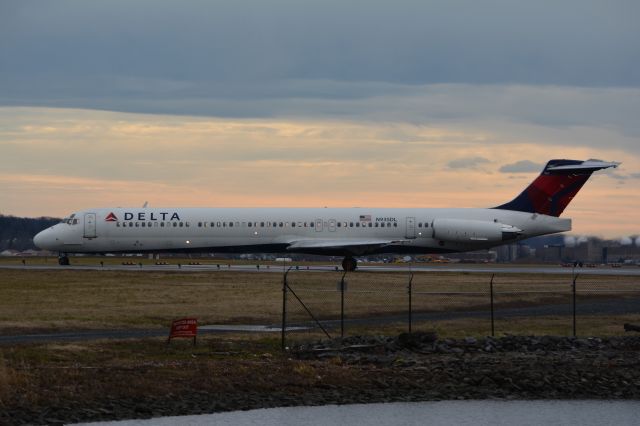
[2,262,640,276]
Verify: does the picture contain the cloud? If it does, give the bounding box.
[1,106,637,237]
[499,160,544,173]
[447,156,490,169]
[3,1,639,87]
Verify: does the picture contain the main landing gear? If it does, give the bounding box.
[342,256,357,272]
[58,254,70,266]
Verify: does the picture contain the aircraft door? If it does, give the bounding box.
[315,219,323,232]
[84,213,97,238]
[328,219,336,232]
[405,217,416,239]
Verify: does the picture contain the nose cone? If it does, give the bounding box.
[34,228,56,251]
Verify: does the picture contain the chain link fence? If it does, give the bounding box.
[280,267,640,346]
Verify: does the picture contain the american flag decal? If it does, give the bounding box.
[359,215,371,222]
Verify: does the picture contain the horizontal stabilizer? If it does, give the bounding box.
[546,159,620,173]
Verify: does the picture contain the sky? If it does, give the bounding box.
[0,0,638,237]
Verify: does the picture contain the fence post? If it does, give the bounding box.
[490,273,495,337]
[340,271,347,339]
[572,261,582,337]
[572,271,578,337]
[408,272,414,334]
[281,266,292,350]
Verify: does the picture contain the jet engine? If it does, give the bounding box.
[433,219,522,243]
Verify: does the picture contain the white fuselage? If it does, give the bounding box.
[34,207,571,256]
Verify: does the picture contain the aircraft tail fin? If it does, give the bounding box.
[494,159,619,217]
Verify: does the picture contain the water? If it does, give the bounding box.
[77,400,640,426]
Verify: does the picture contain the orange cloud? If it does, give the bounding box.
[0,107,637,237]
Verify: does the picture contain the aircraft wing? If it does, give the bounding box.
[286,238,408,256]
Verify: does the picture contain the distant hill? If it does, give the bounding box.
[0,215,60,251]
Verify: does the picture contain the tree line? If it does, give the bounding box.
[0,215,60,251]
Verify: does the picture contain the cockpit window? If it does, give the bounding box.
[61,213,79,225]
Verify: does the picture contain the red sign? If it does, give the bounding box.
[105,212,118,222]
[168,318,197,343]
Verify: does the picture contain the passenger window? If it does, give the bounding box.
[356,223,360,227]
[337,222,341,228]
[261,222,265,227]
[198,222,202,227]
[117,222,121,227]
[229,222,233,227]
[309,222,314,228]
[173,222,177,227]
[279,222,283,227]
[368,223,372,227]
[349,222,354,227]
[393,223,397,227]
[418,223,422,228]
[142,222,146,227]
[135,222,139,227]
[160,222,164,227]
[186,222,190,227]
[291,222,296,227]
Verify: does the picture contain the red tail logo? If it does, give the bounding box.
[105,212,118,222]
[495,159,619,216]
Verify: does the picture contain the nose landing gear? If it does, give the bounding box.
[341,256,357,272]
[58,254,70,266]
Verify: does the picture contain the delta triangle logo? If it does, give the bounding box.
[105,212,118,222]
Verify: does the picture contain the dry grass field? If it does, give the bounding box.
[1,264,640,424]
[0,265,638,337]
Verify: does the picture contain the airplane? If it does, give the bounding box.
[34,159,619,270]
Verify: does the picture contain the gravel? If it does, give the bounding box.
[3,334,640,425]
